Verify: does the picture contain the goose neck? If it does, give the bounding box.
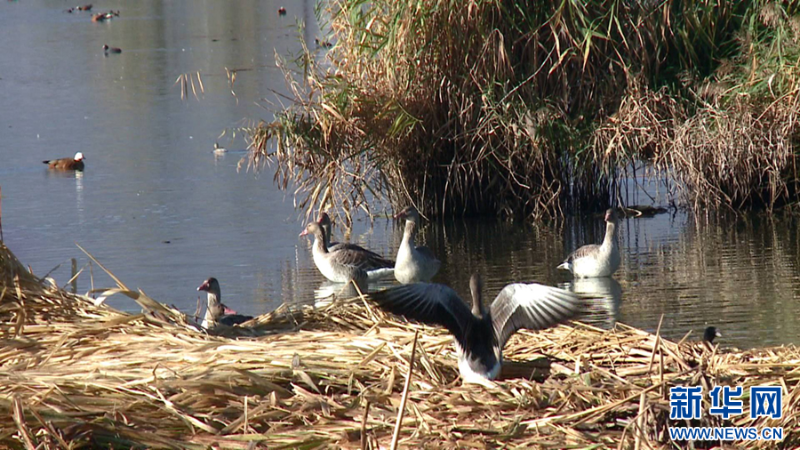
[205,294,221,322]
[602,221,617,249]
[313,229,329,254]
[470,289,485,318]
[402,220,417,247]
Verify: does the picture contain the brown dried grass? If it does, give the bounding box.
[593,79,800,212]
[1,242,798,449]
[245,0,800,221]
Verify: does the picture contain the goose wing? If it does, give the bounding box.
[327,247,389,270]
[366,283,474,346]
[490,283,580,348]
[564,244,600,263]
[329,242,395,268]
[415,245,438,261]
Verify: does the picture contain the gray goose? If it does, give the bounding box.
[558,208,620,278]
[394,206,440,284]
[43,152,85,170]
[318,212,395,265]
[300,221,389,284]
[197,277,252,328]
[366,274,580,386]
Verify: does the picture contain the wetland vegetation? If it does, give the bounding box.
[248,0,800,220]
[2,243,797,448]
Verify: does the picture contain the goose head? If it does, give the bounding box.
[318,212,332,228]
[197,277,221,298]
[299,221,325,239]
[317,212,333,237]
[394,206,420,223]
[74,152,85,162]
[605,208,618,224]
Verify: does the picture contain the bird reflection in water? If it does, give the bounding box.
[565,277,622,329]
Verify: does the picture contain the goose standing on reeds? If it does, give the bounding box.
[197,277,253,328]
[558,208,620,278]
[366,274,581,386]
[394,206,440,284]
[300,221,391,283]
[43,152,85,170]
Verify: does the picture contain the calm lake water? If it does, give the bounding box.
[3,0,799,350]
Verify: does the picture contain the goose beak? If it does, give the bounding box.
[223,306,237,315]
[299,229,309,237]
[393,211,406,220]
[197,281,210,291]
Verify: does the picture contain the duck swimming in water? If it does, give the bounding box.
[43,152,85,170]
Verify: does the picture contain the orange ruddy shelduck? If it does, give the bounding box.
[43,152,85,171]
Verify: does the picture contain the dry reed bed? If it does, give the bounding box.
[1,244,798,449]
[246,0,800,219]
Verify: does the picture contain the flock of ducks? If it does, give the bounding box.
[43,152,718,385]
[63,5,123,52]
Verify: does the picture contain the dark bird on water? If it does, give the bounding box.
[103,44,122,54]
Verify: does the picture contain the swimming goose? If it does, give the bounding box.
[394,206,440,284]
[300,221,391,283]
[212,142,227,154]
[197,277,253,328]
[318,212,395,262]
[102,44,122,54]
[558,208,620,278]
[43,152,85,170]
[703,326,721,344]
[366,274,581,386]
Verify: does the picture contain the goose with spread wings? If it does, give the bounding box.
[366,274,581,386]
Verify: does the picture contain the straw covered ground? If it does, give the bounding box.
[1,242,798,449]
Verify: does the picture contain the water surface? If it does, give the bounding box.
[2,0,799,350]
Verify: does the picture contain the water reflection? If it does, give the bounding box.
[312,276,399,307]
[313,280,363,307]
[566,277,622,329]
